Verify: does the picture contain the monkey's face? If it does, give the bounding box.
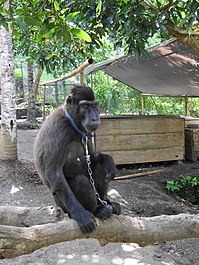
[78,100,101,133]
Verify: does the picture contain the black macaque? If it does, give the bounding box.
[34,84,121,233]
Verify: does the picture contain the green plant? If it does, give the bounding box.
[166,175,199,204]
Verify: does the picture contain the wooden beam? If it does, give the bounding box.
[185,95,190,116]
[141,94,144,115]
[42,84,46,121]
[79,70,84,85]
[41,58,93,86]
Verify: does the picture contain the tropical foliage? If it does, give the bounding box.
[0,0,198,73]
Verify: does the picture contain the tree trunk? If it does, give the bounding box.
[0,1,17,160]
[0,206,198,259]
[34,68,43,98]
[27,62,36,123]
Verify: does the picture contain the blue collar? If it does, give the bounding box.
[64,110,87,139]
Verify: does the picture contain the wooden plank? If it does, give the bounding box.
[185,146,199,161]
[185,129,199,152]
[185,130,193,146]
[96,132,184,152]
[115,168,167,180]
[185,119,199,127]
[101,147,184,165]
[193,133,199,141]
[95,116,184,165]
[97,116,184,136]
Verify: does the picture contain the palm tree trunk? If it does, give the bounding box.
[0,1,17,160]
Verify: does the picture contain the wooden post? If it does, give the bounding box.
[90,73,93,88]
[55,82,59,106]
[185,95,190,116]
[62,81,67,100]
[80,70,84,85]
[141,94,144,115]
[43,85,46,121]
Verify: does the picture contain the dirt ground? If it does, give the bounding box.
[0,129,199,265]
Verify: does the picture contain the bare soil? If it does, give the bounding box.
[0,129,199,265]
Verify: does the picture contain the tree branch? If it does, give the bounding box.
[0,206,198,259]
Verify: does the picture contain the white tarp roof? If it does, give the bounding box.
[85,38,199,97]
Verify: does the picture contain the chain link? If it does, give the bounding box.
[82,137,107,206]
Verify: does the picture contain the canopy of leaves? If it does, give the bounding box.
[0,0,93,72]
[0,0,198,72]
[68,0,198,57]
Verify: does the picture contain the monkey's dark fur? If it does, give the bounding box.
[34,85,121,233]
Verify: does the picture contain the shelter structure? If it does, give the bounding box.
[85,38,199,165]
[85,38,199,97]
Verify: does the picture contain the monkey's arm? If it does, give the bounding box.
[47,168,96,234]
[92,152,118,181]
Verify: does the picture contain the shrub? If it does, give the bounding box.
[166,175,199,204]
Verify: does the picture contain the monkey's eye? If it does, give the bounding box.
[92,104,98,108]
[83,104,89,109]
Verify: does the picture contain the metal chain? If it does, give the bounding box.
[82,136,107,206]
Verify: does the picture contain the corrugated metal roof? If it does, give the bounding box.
[85,38,199,97]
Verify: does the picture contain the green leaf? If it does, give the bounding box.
[96,0,102,17]
[0,7,9,15]
[24,16,40,26]
[0,18,7,27]
[14,16,27,30]
[140,47,149,60]
[66,11,80,21]
[70,27,92,42]
[62,28,72,41]
[45,52,58,60]
[54,1,59,11]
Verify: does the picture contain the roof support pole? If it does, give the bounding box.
[141,94,144,115]
[185,95,190,116]
[90,73,93,88]
[79,70,84,85]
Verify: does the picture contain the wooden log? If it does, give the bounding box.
[0,206,64,227]
[0,210,198,259]
[114,168,167,180]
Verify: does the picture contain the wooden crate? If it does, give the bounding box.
[185,117,199,128]
[95,115,185,165]
[185,128,199,161]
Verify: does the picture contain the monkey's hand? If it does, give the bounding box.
[94,204,113,220]
[71,209,97,234]
[111,202,122,215]
[106,200,122,215]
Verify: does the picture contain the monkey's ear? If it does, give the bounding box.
[66,94,73,105]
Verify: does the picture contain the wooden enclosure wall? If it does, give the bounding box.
[185,129,199,161]
[95,115,185,165]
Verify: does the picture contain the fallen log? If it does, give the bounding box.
[0,206,64,227]
[0,207,198,259]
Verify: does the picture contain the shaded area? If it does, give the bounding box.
[85,38,199,97]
